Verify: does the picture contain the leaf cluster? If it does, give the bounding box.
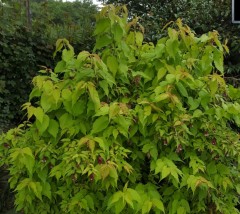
[101,0,240,78]
[1,5,240,214]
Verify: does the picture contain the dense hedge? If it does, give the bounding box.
[0,26,54,132]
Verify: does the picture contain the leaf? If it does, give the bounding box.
[34,107,44,123]
[176,82,188,97]
[166,74,175,83]
[113,129,119,139]
[88,82,101,110]
[36,114,50,134]
[107,56,118,77]
[166,39,179,58]
[29,181,42,201]
[201,53,213,75]
[152,199,165,212]
[209,80,218,96]
[109,167,118,180]
[126,188,141,202]
[42,182,51,200]
[236,184,240,194]
[85,195,95,210]
[94,137,107,151]
[16,178,31,191]
[29,87,41,100]
[177,207,186,214]
[114,115,131,137]
[135,32,143,46]
[108,191,123,207]
[192,109,203,118]
[144,105,151,117]
[48,119,59,138]
[40,93,52,112]
[114,199,126,214]
[88,140,95,153]
[126,31,135,45]
[180,199,190,213]
[142,144,153,153]
[22,150,35,176]
[155,159,165,174]
[59,113,74,130]
[199,34,210,42]
[62,88,72,100]
[213,47,223,73]
[124,191,134,208]
[112,23,124,43]
[62,49,74,62]
[118,63,128,77]
[187,175,197,193]
[22,147,34,159]
[77,51,90,62]
[99,80,109,96]
[76,68,95,80]
[142,200,152,214]
[150,148,158,161]
[37,167,48,182]
[52,89,61,104]
[206,162,217,175]
[97,61,116,85]
[71,100,86,116]
[161,166,171,180]
[155,43,165,57]
[94,18,111,35]
[94,34,112,50]
[155,93,169,102]
[132,71,151,80]
[43,80,53,94]
[55,60,66,73]
[53,39,64,58]
[91,116,109,134]
[188,97,200,110]
[157,67,167,81]
[26,106,35,120]
[109,103,120,120]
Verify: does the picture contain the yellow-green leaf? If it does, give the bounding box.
[48,119,59,138]
[88,82,101,110]
[91,116,109,134]
[107,56,118,77]
[135,32,143,46]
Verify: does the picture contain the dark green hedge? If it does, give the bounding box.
[0,26,54,132]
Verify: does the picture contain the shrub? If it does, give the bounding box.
[1,5,240,214]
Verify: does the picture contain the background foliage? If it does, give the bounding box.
[1,5,240,214]
[0,0,97,133]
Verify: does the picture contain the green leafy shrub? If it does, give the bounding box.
[1,5,240,214]
[102,0,240,80]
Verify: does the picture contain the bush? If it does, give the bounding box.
[1,5,240,214]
